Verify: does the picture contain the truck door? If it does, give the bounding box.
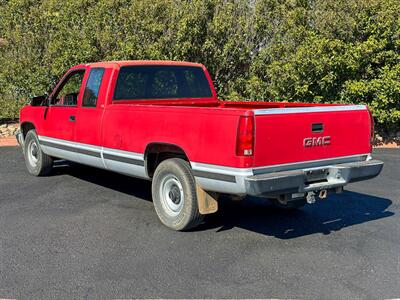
[40,68,86,162]
[74,67,108,168]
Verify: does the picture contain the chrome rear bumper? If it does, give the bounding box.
[245,159,384,196]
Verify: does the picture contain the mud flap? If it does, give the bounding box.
[196,184,218,215]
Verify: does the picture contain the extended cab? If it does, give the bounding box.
[17,61,383,230]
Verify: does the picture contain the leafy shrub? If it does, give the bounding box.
[0,0,399,133]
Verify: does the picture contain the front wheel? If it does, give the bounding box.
[23,129,53,176]
[152,158,203,231]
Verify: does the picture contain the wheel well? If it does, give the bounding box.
[21,122,35,138]
[145,143,189,178]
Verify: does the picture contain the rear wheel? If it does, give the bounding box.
[152,158,203,231]
[23,129,53,176]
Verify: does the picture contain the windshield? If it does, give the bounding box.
[113,65,213,100]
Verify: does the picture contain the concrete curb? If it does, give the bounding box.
[373,142,399,149]
[0,137,18,147]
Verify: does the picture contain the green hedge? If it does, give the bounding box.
[1,0,399,133]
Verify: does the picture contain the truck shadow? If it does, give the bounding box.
[199,193,394,239]
[52,160,153,200]
[54,161,394,239]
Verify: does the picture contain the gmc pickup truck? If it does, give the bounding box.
[17,60,383,230]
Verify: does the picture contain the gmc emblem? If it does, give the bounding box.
[303,136,331,147]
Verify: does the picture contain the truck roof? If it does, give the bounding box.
[79,60,204,69]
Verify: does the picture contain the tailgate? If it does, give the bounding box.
[253,105,372,167]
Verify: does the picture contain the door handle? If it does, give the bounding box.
[69,115,76,122]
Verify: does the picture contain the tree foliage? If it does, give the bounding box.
[0,0,399,133]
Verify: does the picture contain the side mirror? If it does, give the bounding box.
[30,95,47,106]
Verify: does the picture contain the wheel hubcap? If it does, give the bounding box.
[168,185,181,204]
[160,174,184,216]
[27,140,39,167]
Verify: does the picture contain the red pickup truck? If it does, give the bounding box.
[17,60,383,230]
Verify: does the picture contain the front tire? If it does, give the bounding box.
[152,158,203,231]
[23,129,53,176]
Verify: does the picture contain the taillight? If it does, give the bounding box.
[367,107,375,146]
[236,116,254,156]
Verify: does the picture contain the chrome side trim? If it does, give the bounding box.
[192,170,236,183]
[102,147,144,161]
[104,159,148,179]
[41,144,79,162]
[103,153,144,166]
[39,136,104,168]
[102,147,147,179]
[39,136,102,153]
[102,147,147,178]
[191,162,251,194]
[40,140,101,157]
[38,135,147,179]
[253,105,367,116]
[191,162,253,177]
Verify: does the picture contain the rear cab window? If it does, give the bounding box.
[113,65,213,100]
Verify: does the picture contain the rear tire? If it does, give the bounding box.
[152,158,203,231]
[23,129,53,176]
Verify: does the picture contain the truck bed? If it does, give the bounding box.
[108,99,372,169]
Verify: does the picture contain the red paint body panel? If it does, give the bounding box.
[75,67,113,146]
[253,110,371,167]
[19,60,372,169]
[43,106,78,141]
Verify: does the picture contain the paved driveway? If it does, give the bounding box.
[0,147,399,299]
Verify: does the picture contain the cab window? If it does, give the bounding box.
[113,66,213,100]
[82,68,105,107]
[51,70,85,106]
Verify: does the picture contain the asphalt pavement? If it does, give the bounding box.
[0,147,399,299]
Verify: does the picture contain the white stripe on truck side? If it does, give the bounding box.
[39,136,148,179]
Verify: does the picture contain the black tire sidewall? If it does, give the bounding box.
[152,158,201,230]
